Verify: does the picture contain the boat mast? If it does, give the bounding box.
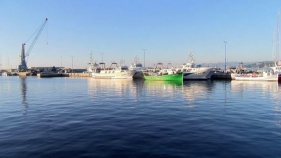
[89,51,94,65]
[277,12,280,62]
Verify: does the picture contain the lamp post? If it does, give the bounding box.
[60,56,62,68]
[223,41,227,72]
[70,55,74,73]
[142,49,146,67]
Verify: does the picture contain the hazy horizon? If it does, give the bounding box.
[1,0,281,69]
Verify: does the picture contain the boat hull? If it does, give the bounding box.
[92,70,136,79]
[183,70,215,80]
[211,72,232,80]
[133,71,144,79]
[144,73,183,81]
[235,73,281,81]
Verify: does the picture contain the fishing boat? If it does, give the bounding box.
[144,72,183,81]
[177,52,215,80]
[92,60,136,79]
[143,62,183,81]
[129,56,146,79]
[234,70,281,81]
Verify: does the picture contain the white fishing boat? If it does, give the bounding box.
[92,60,136,79]
[129,56,146,79]
[177,53,215,80]
[234,70,281,81]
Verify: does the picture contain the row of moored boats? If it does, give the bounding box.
[86,52,281,82]
[86,53,218,81]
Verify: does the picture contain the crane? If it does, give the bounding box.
[18,18,48,72]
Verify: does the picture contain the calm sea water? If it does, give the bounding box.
[1,76,281,158]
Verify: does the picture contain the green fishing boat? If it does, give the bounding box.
[143,72,183,81]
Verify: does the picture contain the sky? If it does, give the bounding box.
[1,0,281,69]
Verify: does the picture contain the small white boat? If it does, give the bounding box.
[177,52,215,80]
[234,70,281,81]
[2,71,12,76]
[92,60,136,79]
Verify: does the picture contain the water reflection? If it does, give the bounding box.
[87,79,140,101]
[144,80,183,86]
[87,79,217,108]
[230,80,281,92]
[231,81,281,128]
[20,77,28,114]
[181,81,215,105]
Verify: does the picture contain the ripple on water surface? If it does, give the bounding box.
[1,77,281,157]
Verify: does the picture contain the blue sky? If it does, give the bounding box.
[1,0,281,69]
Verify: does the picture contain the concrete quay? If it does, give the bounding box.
[37,72,92,78]
[37,72,69,78]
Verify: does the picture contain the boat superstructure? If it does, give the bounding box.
[92,60,136,79]
[129,56,146,79]
[85,52,100,73]
[177,53,215,80]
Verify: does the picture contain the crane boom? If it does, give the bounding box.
[18,18,48,71]
[26,18,48,57]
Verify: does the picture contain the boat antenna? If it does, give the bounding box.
[90,51,93,63]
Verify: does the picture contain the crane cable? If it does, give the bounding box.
[25,18,48,64]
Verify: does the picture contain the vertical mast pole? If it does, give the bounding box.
[277,12,280,62]
[224,41,227,72]
[142,49,146,67]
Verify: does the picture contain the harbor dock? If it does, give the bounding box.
[37,72,69,77]
[37,73,91,78]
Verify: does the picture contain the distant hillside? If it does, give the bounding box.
[201,61,275,69]
[243,61,275,68]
